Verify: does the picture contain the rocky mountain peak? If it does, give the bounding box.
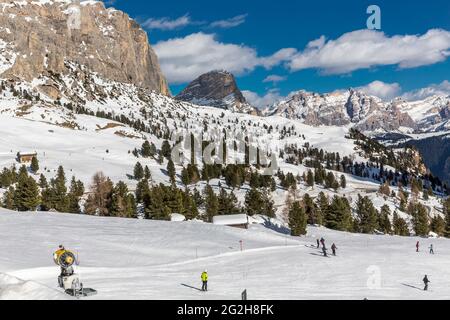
[175,70,257,114]
[0,0,169,95]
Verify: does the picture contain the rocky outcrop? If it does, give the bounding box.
[176,70,257,114]
[269,89,418,132]
[0,0,169,95]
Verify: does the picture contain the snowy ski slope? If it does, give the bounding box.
[1,210,449,300]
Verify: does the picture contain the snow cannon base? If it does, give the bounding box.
[58,274,97,298]
[65,287,98,298]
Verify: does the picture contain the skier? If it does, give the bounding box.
[331,243,337,256]
[423,275,430,291]
[429,244,434,255]
[320,238,325,248]
[201,270,208,292]
[322,246,328,257]
[416,241,420,252]
[316,239,320,248]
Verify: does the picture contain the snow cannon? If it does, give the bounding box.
[53,248,97,298]
[53,249,77,268]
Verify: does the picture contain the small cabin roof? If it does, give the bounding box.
[212,214,248,226]
[18,152,37,157]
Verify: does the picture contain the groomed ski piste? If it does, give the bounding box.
[1,209,449,300]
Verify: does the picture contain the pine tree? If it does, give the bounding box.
[67,177,84,214]
[134,162,144,180]
[166,186,184,214]
[135,179,150,203]
[430,215,445,236]
[327,196,353,231]
[378,205,392,234]
[413,202,430,237]
[316,192,329,225]
[39,174,48,189]
[204,185,218,222]
[325,172,336,189]
[303,193,321,225]
[306,170,315,188]
[192,188,204,208]
[109,181,135,218]
[143,185,167,220]
[144,166,152,181]
[161,140,172,159]
[2,186,16,210]
[31,156,39,174]
[288,201,307,236]
[40,166,69,213]
[167,159,176,185]
[182,189,199,220]
[282,187,296,222]
[244,187,263,216]
[14,172,40,212]
[340,175,347,189]
[141,141,155,158]
[181,167,190,186]
[355,195,379,234]
[261,188,275,218]
[393,211,410,236]
[218,189,233,215]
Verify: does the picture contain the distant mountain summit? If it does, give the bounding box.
[176,71,258,114]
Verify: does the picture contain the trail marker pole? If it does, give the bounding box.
[242,289,247,301]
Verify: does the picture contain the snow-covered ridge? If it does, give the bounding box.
[267,88,450,134]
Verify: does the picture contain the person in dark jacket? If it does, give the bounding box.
[316,239,320,248]
[322,246,328,257]
[320,238,325,248]
[416,241,420,252]
[331,243,337,256]
[423,275,430,291]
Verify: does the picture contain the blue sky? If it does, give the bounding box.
[104,0,450,107]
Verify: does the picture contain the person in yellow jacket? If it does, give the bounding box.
[201,270,208,292]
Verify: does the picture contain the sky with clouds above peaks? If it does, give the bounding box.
[102,0,450,108]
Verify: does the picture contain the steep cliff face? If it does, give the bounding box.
[0,0,169,95]
[176,71,258,114]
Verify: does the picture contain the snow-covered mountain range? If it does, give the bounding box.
[266,89,450,134]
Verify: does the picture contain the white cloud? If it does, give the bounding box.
[243,89,284,109]
[142,14,193,30]
[263,75,287,84]
[357,81,402,100]
[154,33,295,84]
[402,80,450,101]
[259,48,297,69]
[288,29,450,74]
[210,14,248,29]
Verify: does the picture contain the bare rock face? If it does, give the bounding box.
[269,89,417,132]
[176,70,258,114]
[0,0,169,95]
